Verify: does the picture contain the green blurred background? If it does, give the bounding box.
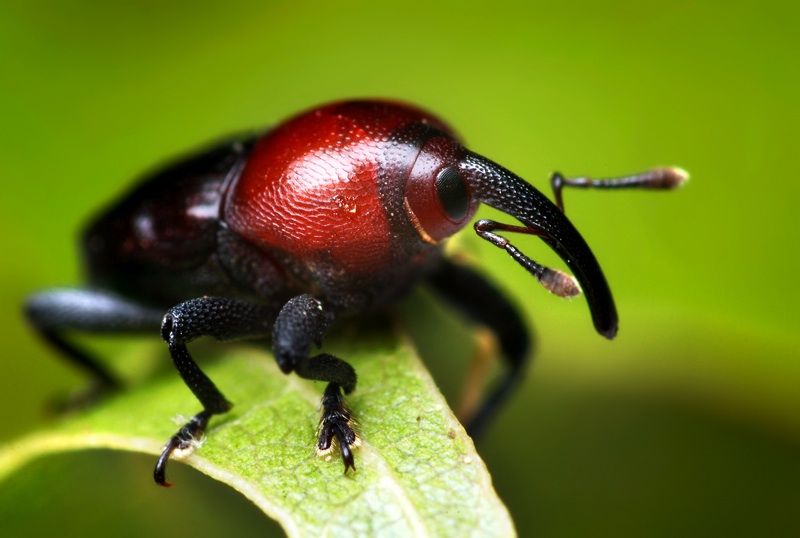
[0,1,797,536]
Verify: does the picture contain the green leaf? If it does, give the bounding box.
[0,330,514,537]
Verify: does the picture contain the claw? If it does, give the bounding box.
[153,411,210,487]
[317,425,334,456]
[340,441,355,473]
[154,438,179,487]
[316,385,359,471]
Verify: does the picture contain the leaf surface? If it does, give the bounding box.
[0,331,514,537]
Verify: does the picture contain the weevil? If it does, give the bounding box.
[25,100,686,486]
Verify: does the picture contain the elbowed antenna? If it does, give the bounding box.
[458,150,618,339]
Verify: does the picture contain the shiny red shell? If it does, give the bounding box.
[223,101,454,275]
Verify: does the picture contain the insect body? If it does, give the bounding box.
[25,100,686,485]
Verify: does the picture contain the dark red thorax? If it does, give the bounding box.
[223,101,457,277]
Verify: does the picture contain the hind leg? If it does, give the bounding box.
[427,259,531,439]
[24,288,164,407]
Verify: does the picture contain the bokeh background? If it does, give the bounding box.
[0,1,797,536]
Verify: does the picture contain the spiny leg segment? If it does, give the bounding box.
[272,294,359,471]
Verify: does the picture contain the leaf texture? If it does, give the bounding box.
[0,331,514,537]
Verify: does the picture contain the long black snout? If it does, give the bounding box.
[459,150,618,339]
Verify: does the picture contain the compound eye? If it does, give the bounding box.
[435,167,469,221]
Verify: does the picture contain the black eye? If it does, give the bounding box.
[435,167,469,221]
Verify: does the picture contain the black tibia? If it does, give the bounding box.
[155,296,274,487]
[550,167,687,213]
[24,288,163,399]
[272,295,358,472]
[427,259,531,439]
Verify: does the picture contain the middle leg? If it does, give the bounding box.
[272,294,359,471]
[155,296,276,486]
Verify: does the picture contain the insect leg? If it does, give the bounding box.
[24,288,163,406]
[427,259,531,439]
[155,296,275,486]
[272,295,359,472]
[550,167,688,213]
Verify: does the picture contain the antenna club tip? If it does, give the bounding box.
[657,166,690,188]
[541,269,582,298]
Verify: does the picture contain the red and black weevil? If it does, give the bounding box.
[25,100,686,486]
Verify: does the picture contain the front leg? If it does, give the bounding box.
[155,296,275,486]
[272,295,359,471]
